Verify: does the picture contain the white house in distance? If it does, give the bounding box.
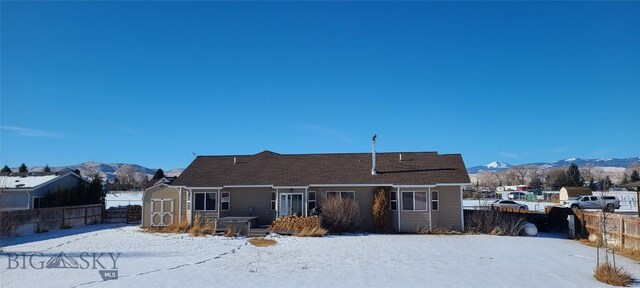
[0,172,89,211]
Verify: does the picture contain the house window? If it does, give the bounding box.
[33,197,42,209]
[326,191,355,200]
[194,192,216,211]
[402,191,427,211]
[431,190,439,211]
[390,191,397,211]
[187,191,192,210]
[271,191,276,210]
[308,191,316,210]
[221,192,230,211]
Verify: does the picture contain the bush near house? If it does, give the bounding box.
[465,210,527,236]
[321,196,362,233]
[372,187,391,233]
[145,214,214,236]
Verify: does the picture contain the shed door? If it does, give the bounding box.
[150,199,174,226]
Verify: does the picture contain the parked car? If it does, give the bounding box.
[490,200,529,210]
[561,195,621,212]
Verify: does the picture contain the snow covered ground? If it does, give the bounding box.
[463,199,558,212]
[1,224,639,288]
[464,198,638,213]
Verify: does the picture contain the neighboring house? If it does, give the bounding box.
[143,145,470,232]
[0,172,89,211]
[559,186,592,201]
[143,176,177,190]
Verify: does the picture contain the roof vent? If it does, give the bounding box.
[399,154,402,162]
[234,157,237,165]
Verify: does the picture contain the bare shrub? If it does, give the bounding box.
[372,187,391,233]
[465,210,527,236]
[161,216,190,233]
[594,263,632,286]
[188,213,214,236]
[321,196,362,233]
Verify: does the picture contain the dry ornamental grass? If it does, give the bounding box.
[594,263,632,286]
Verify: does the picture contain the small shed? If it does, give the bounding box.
[559,186,592,201]
[142,184,183,228]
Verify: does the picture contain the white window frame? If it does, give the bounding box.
[308,191,316,210]
[221,191,230,211]
[326,191,355,200]
[401,191,428,211]
[33,196,43,209]
[271,191,276,211]
[390,190,397,211]
[431,190,439,211]
[186,191,192,210]
[194,192,217,211]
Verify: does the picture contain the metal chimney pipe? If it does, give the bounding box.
[371,134,377,175]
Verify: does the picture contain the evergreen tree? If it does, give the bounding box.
[88,173,105,206]
[631,170,640,183]
[529,174,544,190]
[1,165,11,173]
[588,177,597,191]
[565,164,583,186]
[602,176,613,191]
[43,164,51,173]
[153,168,165,179]
[18,163,28,173]
[73,169,81,176]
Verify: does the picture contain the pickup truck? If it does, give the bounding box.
[561,195,621,212]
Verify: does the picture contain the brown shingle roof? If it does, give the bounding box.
[173,150,470,187]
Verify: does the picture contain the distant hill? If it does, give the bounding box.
[19,162,184,182]
[467,157,640,174]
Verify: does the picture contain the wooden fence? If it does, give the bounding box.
[103,205,142,224]
[579,211,640,251]
[1,204,103,236]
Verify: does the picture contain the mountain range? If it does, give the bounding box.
[16,162,184,182]
[467,157,640,174]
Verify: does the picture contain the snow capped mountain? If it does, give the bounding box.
[467,161,512,173]
[486,161,511,169]
[468,157,640,174]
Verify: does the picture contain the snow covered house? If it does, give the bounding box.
[142,146,471,232]
[0,172,89,211]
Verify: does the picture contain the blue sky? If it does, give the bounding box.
[1,1,639,170]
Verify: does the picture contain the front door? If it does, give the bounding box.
[279,193,303,216]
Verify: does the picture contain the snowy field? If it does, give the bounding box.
[1,225,639,288]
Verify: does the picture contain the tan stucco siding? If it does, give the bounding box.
[431,185,463,230]
[142,185,180,227]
